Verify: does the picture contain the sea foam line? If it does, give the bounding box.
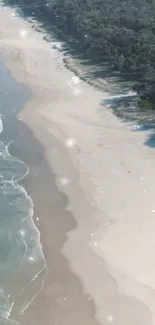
[9,169,47,319]
[0,116,3,134]
[0,117,47,322]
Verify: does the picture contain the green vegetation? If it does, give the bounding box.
[8,0,155,106]
[138,99,154,110]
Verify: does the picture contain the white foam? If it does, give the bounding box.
[0,117,3,134]
[54,42,62,50]
[109,90,137,100]
[0,140,47,323]
[3,141,29,181]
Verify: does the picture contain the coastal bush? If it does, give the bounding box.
[7,0,155,105]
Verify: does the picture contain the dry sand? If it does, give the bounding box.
[0,4,155,325]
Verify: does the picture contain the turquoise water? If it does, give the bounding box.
[0,59,47,324]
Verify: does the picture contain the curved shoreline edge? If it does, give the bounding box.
[0,4,155,325]
[0,115,48,324]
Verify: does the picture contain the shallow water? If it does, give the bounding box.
[0,59,47,324]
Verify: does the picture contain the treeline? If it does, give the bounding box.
[8,0,155,107]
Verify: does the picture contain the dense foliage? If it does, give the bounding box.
[8,0,155,106]
[47,0,155,74]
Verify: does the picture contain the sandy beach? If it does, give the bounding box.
[1,4,155,325]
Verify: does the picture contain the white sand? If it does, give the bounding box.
[1,5,155,325]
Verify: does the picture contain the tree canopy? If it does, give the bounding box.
[8,0,155,106]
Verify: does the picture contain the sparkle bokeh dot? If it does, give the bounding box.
[60,177,69,186]
[107,314,114,323]
[65,137,76,148]
[28,256,35,263]
[20,29,28,38]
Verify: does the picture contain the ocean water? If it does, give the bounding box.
[0,59,47,324]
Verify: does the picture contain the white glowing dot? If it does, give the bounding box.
[122,195,125,199]
[144,189,146,192]
[94,242,98,246]
[91,202,94,205]
[85,34,88,38]
[140,177,144,181]
[20,29,28,38]
[88,297,91,300]
[65,137,76,148]
[12,12,16,16]
[36,217,39,221]
[74,88,80,95]
[20,229,25,237]
[90,233,93,237]
[107,314,114,323]
[55,42,61,49]
[41,88,43,91]
[152,210,155,213]
[46,3,49,6]
[132,125,138,131]
[60,177,69,186]
[28,256,35,262]
[64,297,67,301]
[72,76,80,84]
[5,7,8,9]
[7,294,11,298]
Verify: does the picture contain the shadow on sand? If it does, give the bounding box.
[2,0,155,148]
[0,5,154,324]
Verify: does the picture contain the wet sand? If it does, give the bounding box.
[4,116,100,325]
[0,4,155,325]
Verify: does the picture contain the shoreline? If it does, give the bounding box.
[0,5,106,324]
[1,4,155,325]
[8,116,101,325]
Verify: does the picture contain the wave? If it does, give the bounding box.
[0,122,47,323]
[0,116,3,134]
